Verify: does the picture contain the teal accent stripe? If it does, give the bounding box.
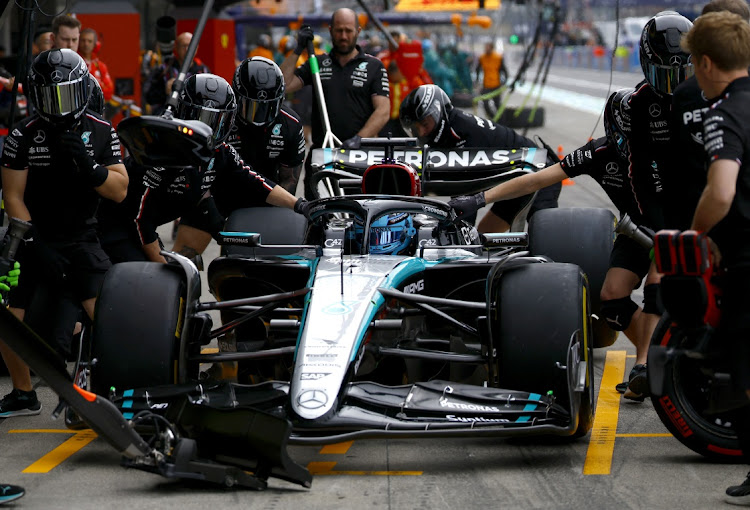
[123,412,134,420]
[525,147,536,163]
[122,400,133,409]
[515,393,541,423]
[293,257,319,360]
[123,389,134,397]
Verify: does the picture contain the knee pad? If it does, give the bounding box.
[600,297,639,331]
[643,283,664,315]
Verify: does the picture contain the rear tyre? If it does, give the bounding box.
[91,262,186,396]
[529,207,617,348]
[494,263,594,437]
[649,315,743,461]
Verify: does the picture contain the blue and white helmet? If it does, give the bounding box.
[354,212,417,255]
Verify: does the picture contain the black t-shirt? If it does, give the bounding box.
[98,142,275,247]
[625,80,673,230]
[701,77,750,267]
[295,46,389,146]
[668,76,712,228]
[438,108,547,155]
[0,112,122,240]
[227,105,305,182]
[561,137,644,223]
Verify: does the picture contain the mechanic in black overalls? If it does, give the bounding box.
[665,0,750,231]
[684,12,750,503]
[0,49,128,417]
[399,83,561,232]
[280,8,391,200]
[98,73,309,264]
[226,57,306,195]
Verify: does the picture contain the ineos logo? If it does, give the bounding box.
[33,130,46,144]
[605,162,619,175]
[297,389,328,410]
[257,90,268,100]
[669,55,682,66]
[51,70,63,83]
[649,104,662,118]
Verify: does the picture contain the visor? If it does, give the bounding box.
[237,95,281,126]
[31,78,88,119]
[177,102,235,144]
[643,60,693,95]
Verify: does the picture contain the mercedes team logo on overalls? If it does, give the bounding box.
[51,70,63,83]
[649,103,662,117]
[297,389,328,409]
[605,162,619,175]
[33,130,45,144]
[257,90,268,100]
[669,55,682,66]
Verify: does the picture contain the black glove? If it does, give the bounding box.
[294,197,312,221]
[24,225,69,284]
[58,131,108,188]
[448,192,486,220]
[341,135,362,150]
[295,25,314,55]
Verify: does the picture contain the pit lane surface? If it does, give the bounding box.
[0,67,740,509]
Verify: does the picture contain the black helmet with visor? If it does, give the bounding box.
[639,11,694,96]
[176,73,237,145]
[232,56,285,127]
[28,48,90,127]
[399,84,454,145]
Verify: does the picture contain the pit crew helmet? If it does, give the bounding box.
[399,84,454,146]
[176,73,237,145]
[232,56,284,127]
[639,11,694,95]
[603,88,633,161]
[87,78,105,116]
[354,212,417,255]
[28,48,90,127]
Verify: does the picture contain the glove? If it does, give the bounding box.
[448,192,486,220]
[0,261,20,293]
[341,135,362,150]
[58,131,108,188]
[295,25,314,56]
[294,197,312,221]
[24,226,69,284]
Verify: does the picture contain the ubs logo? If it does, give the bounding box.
[605,162,619,175]
[297,389,328,410]
[649,104,662,118]
[33,130,46,144]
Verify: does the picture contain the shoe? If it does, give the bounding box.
[64,406,88,431]
[0,484,24,505]
[726,472,750,506]
[623,364,648,402]
[616,364,641,393]
[0,389,42,417]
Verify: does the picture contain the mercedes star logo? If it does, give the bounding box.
[204,100,215,109]
[669,55,682,66]
[605,162,619,175]
[51,70,63,83]
[33,130,46,144]
[257,90,268,100]
[323,58,332,67]
[297,389,328,410]
[649,103,662,118]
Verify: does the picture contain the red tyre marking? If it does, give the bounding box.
[658,395,694,438]
[659,323,676,347]
[707,444,743,456]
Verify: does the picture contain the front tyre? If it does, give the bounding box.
[649,315,743,461]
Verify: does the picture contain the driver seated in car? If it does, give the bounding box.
[347,212,418,256]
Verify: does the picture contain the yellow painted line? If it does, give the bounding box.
[615,433,673,438]
[306,461,422,476]
[626,355,636,358]
[320,441,354,454]
[8,429,77,434]
[583,350,626,476]
[22,430,98,473]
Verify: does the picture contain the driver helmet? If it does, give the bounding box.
[354,212,417,255]
[28,48,90,127]
[87,78,105,116]
[232,56,284,127]
[603,87,633,161]
[176,73,237,145]
[399,84,454,145]
[639,11,694,95]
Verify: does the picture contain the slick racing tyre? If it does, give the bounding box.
[221,207,308,257]
[649,315,743,461]
[91,262,186,396]
[494,262,594,437]
[529,207,617,348]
